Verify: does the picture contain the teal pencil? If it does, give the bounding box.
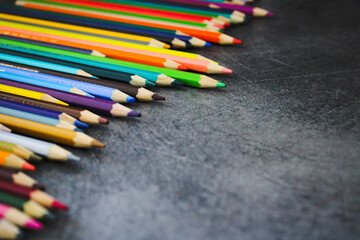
[0,71,94,97]
[0,106,82,132]
[0,52,97,78]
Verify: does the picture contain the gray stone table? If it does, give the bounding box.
[13,0,360,239]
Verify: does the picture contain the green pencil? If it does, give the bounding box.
[0,140,42,161]
[0,191,55,220]
[0,38,225,88]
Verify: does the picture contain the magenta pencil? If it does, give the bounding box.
[0,203,42,229]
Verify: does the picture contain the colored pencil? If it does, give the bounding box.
[0,202,42,229]
[0,8,217,61]
[0,192,55,220]
[0,22,187,71]
[0,168,44,190]
[0,123,11,133]
[0,13,169,48]
[69,0,247,22]
[0,70,92,97]
[0,82,68,106]
[0,114,105,148]
[0,23,214,73]
[0,78,141,117]
[0,39,224,87]
[0,92,108,125]
[16,0,241,44]
[0,52,96,78]
[0,34,106,57]
[0,96,89,128]
[0,65,135,103]
[0,60,164,101]
[0,131,80,161]
[0,150,35,171]
[0,179,68,210]
[0,6,209,48]
[40,0,224,30]
[0,219,23,240]
[0,44,177,87]
[162,0,274,16]
[0,140,42,162]
[0,106,82,132]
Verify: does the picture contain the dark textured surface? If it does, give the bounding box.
[16,0,360,239]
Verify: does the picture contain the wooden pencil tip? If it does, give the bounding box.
[92,140,105,148]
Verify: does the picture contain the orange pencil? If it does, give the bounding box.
[0,28,185,71]
[0,150,35,171]
[0,24,229,73]
[17,0,241,44]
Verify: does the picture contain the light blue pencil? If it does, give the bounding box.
[0,106,83,132]
[0,131,80,161]
[0,70,94,97]
[0,52,98,78]
[0,65,135,103]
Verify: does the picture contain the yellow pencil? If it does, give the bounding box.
[0,13,169,48]
[0,84,68,106]
[0,19,217,63]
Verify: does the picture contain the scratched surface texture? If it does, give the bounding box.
[21,0,360,239]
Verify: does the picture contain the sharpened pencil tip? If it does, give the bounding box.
[225,23,231,27]
[99,117,109,124]
[42,212,56,221]
[146,81,157,87]
[205,42,213,47]
[74,120,89,128]
[153,94,165,101]
[222,68,233,74]
[22,162,35,171]
[217,82,226,87]
[266,12,274,16]
[233,39,243,44]
[25,220,42,230]
[172,80,184,86]
[68,154,80,161]
[128,111,141,117]
[33,183,46,191]
[178,64,188,70]
[91,140,105,148]
[126,96,136,103]
[30,154,43,161]
[52,200,68,210]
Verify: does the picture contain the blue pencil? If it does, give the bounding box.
[0,53,97,78]
[0,98,89,128]
[0,65,135,103]
[0,34,106,57]
[0,106,83,132]
[0,70,94,98]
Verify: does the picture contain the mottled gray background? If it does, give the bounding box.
[17,0,360,239]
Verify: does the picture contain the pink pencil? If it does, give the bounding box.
[0,203,42,230]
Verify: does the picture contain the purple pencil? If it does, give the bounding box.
[0,78,140,117]
[167,0,273,16]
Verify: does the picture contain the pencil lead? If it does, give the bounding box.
[233,39,243,44]
[205,42,213,47]
[29,154,43,161]
[128,111,141,117]
[68,154,80,161]
[126,96,136,103]
[52,200,68,210]
[172,80,185,86]
[98,117,109,125]
[267,12,274,16]
[153,94,165,101]
[41,212,56,221]
[22,162,35,171]
[222,68,233,74]
[178,64,188,71]
[217,82,226,88]
[33,183,46,191]
[25,219,42,230]
[91,140,105,148]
